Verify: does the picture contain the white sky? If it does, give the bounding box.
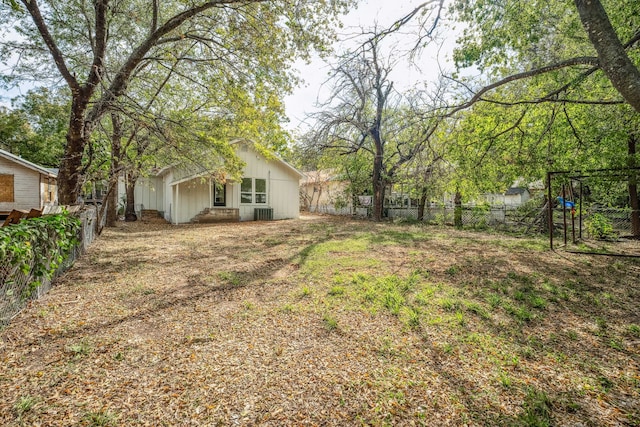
[283,0,458,135]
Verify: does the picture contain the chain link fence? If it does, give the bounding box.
[0,206,101,327]
[589,207,636,237]
[552,207,638,238]
[307,205,354,216]
[308,202,549,233]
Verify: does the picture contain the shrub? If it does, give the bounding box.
[0,212,81,301]
[585,213,616,240]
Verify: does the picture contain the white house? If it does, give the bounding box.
[299,170,352,214]
[480,186,531,207]
[0,148,58,217]
[504,187,531,206]
[130,140,303,224]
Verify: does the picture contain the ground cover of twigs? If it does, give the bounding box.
[1,214,639,426]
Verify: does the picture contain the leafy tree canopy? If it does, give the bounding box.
[0,0,354,203]
[0,87,68,167]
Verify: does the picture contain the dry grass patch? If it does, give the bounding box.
[1,215,638,426]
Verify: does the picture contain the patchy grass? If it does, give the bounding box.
[0,214,638,426]
[13,395,37,421]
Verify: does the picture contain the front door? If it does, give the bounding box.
[213,183,226,207]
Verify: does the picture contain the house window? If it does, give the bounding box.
[255,179,266,204]
[213,183,226,206]
[0,174,14,202]
[240,178,267,204]
[241,178,253,203]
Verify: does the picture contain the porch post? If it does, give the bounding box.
[209,178,213,209]
[175,183,179,225]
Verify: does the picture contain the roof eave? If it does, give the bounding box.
[0,149,58,178]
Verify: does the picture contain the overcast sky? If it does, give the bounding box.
[283,0,458,135]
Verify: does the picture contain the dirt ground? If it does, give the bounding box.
[1,214,639,426]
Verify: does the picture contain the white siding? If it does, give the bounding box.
[162,172,173,222]
[270,177,301,219]
[129,142,300,224]
[134,176,164,211]
[505,192,530,207]
[236,144,300,221]
[173,178,211,224]
[0,156,41,212]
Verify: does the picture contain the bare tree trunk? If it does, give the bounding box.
[58,93,91,205]
[628,134,640,237]
[124,172,138,222]
[454,190,462,228]
[418,187,428,221]
[106,113,122,227]
[105,180,119,227]
[315,187,322,212]
[372,152,385,221]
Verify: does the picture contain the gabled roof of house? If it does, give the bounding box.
[154,139,303,185]
[505,187,529,196]
[231,138,303,179]
[0,148,58,178]
[301,169,342,185]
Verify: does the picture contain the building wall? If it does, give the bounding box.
[134,176,164,211]
[0,156,42,212]
[130,142,301,224]
[41,177,57,206]
[172,178,209,224]
[300,177,349,212]
[504,191,530,206]
[236,143,300,221]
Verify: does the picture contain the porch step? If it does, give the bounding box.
[141,209,161,219]
[192,208,240,223]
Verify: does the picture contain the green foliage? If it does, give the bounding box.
[0,213,80,300]
[300,285,312,297]
[82,410,118,427]
[1,0,355,203]
[0,88,69,168]
[585,213,617,240]
[218,271,242,287]
[518,387,552,427]
[67,341,91,358]
[446,0,640,200]
[322,313,338,331]
[13,395,37,419]
[328,285,345,296]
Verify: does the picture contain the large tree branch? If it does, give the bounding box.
[507,25,639,102]
[20,0,79,91]
[86,0,109,91]
[575,0,640,113]
[447,56,600,116]
[454,27,640,110]
[478,97,625,106]
[151,0,159,35]
[87,0,265,123]
[376,0,444,41]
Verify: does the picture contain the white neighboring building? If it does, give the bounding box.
[481,187,531,207]
[128,140,303,224]
[504,187,531,206]
[0,148,58,216]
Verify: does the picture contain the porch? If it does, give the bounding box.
[191,207,240,223]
